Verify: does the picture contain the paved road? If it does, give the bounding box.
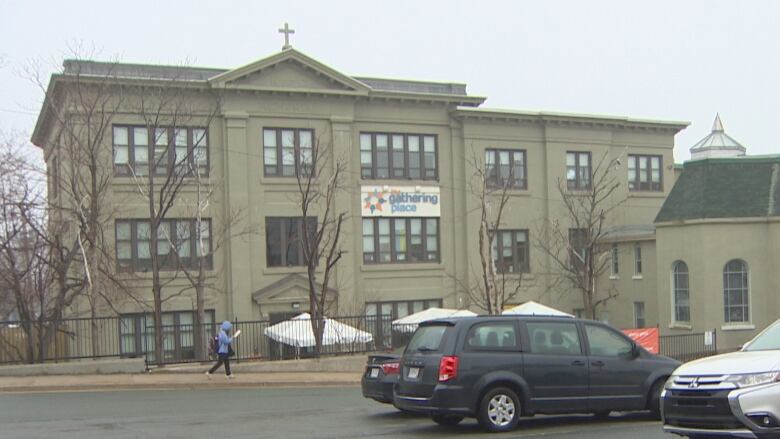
[0,386,671,439]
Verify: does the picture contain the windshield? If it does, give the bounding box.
[744,320,780,351]
[406,325,448,353]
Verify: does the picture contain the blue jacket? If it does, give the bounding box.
[218,321,233,355]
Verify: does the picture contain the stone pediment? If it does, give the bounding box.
[209,49,370,95]
[251,273,337,305]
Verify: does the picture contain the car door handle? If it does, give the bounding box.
[591,361,605,367]
[571,360,586,366]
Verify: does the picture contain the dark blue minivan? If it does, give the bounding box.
[393,316,679,432]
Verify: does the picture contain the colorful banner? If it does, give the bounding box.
[361,186,440,217]
[623,327,660,354]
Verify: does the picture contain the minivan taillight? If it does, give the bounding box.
[382,362,400,375]
[438,355,459,382]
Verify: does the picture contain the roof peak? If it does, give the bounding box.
[689,113,746,160]
[712,113,724,132]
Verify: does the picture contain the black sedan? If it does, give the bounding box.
[361,350,402,406]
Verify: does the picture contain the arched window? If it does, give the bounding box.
[723,259,749,323]
[672,261,690,322]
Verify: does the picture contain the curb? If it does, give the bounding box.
[0,380,361,393]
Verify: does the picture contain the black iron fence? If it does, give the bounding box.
[0,315,720,366]
[659,330,718,362]
[0,314,414,366]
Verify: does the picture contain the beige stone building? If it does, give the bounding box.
[32,47,690,358]
[653,117,780,351]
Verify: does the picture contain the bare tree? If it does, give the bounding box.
[452,150,527,315]
[293,134,347,357]
[126,78,221,365]
[0,133,86,363]
[535,151,623,319]
[29,51,131,358]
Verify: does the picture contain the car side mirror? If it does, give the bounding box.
[631,342,640,358]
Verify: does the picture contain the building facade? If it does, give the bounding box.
[32,48,689,354]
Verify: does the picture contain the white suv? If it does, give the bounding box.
[662,319,780,438]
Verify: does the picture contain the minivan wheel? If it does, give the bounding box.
[478,387,521,432]
[431,414,464,426]
[648,379,664,420]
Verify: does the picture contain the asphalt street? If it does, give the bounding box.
[0,386,671,439]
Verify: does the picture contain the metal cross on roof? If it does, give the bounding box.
[278,22,295,50]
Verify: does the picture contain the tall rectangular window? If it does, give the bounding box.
[633,302,646,328]
[628,154,662,191]
[263,128,315,177]
[265,217,316,267]
[492,230,530,273]
[566,151,591,190]
[634,242,642,276]
[112,126,208,177]
[611,243,619,276]
[360,133,437,180]
[362,218,440,263]
[115,218,212,272]
[568,228,589,269]
[485,149,527,189]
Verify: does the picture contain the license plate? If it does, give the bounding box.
[408,367,420,379]
[370,368,380,378]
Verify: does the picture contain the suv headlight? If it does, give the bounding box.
[724,371,780,388]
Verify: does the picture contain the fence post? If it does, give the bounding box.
[234,316,239,364]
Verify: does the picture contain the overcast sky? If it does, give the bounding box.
[1,0,778,162]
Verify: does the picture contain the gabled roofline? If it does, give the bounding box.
[209,48,371,94]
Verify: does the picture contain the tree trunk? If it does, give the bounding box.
[194,282,205,361]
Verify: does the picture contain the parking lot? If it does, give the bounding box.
[0,386,670,439]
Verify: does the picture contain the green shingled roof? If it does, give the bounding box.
[655,156,780,223]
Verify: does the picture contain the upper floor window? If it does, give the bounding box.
[611,243,619,276]
[634,242,643,276]
[566,151,591,190]
[485,149,527,190]
[362,217,439,263]
[265,217,316,267]
[672,260,690,322]
[113,126,208,178]
[723,259,749,323]
[628,154,662,191]
[360,133,437,180]
[115,218,211,272]
[263,128,314,177]
[492,230,530,274]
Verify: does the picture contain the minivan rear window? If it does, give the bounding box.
[407,325,448,353]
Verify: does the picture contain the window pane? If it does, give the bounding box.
[266,219,282,267]
[114,127,128,145]
[376,135,388,179]
[114,145,129,165]
[157,222,170,256]
[378,219,391,262]
[134,128,148,145]
[586,325,632,357]
[362,219,374,261]
[177,221,191,258]
[527,322,581,355]
[408,136,420,179]
[394,219,407,261]
[137,222,151,258]
[467,323,517,349]
[409,219,423,261]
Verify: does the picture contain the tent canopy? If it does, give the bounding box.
[392,308,477,332]
[264,313,374,348]
[501,301,574,317]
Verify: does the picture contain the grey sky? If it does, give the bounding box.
[1,0,778,162]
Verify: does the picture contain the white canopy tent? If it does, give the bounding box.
[264,313,374,348]
[501,301,574,317]
[392,308,477,332]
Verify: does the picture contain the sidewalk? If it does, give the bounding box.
[0,371,363,393]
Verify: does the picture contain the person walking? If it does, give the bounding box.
[206,321,238,379]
